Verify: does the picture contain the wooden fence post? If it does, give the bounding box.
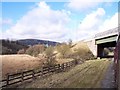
[68,62,70,68]
[6,75,9,86]
[65,63,67,70]
[61,63,64,71]
[58,64,61,72]
[75,59,78,65]
[74,60,76,66]
[41,67,43,77]
[32,70,35,80]
[21,72,24,82]
[53,65,56,73]
[47,66,51,76]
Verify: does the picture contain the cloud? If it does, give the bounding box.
[73,8,118,41]
[2,2,118,42]
[67,0,118,12]
[2,2,71,42]
[1,18,13,26]
[78,8,105,30]
[98,12,118,32]
[73,8,105,41]
[67,0,102,11]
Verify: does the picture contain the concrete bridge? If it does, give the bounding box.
[86,27,119,58]
[86,27,120,88]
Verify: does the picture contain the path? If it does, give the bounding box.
[101,58,116,88]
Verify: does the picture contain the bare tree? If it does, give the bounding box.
[68,39,72,47]
[57,44,71,58]
[26,44,45,56]
[44,46,56,66]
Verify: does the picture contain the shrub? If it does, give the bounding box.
[68,39,72,47]
[1,39,28,54]
[25,46,34,56]
[44,46,56,66]
[103,48,109,56]
[56,44,71,58]
[17,49,25,54]
[2,46,12,54]
[26,44,45,56]
[72,47,94,62]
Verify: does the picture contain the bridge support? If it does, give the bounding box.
[97,45,104,58]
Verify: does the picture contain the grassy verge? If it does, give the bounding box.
[65,59,111,88]
[18,59,111,88]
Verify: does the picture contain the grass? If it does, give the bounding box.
[56,58,74,64]
[65,59,110,88]
[1,54,44,79]
[18,59,111,88]
[1,54,76,79]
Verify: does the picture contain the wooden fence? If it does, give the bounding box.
[0,59,78,88]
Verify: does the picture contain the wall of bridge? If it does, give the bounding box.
[85,39,97,57]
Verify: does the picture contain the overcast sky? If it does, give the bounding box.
[1,0,119,42]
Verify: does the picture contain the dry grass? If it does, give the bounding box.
[17,59,111,88]
[72,41,89,51]
[1,54,75,79]
[1,54,44,79]
[56,58,74,64]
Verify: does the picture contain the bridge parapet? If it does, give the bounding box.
[95,27,118,39]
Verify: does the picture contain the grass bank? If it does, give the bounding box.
[18,59,111,88]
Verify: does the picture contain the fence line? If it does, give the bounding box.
[1,59,78,88]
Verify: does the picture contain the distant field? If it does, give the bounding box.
[18,59,111,88]
[1,54,75,79]
[1,54,44,79]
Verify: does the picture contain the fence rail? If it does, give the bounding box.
[1,59,78,88]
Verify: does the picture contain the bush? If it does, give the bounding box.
[2,46,12,54]
[1,39,28,54]
[44,46,56,66]
[56,44,71,58]
[103,48,109,56]
[26,44,45,56]
[45,46,54,57]
[17,49,26,54]
[72,47,94,62]
[68,39,72,47]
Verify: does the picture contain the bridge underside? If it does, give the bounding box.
[95,35,117,58]
[97,41,116,58]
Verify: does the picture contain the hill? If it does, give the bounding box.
[1,39,60,55]
[1,39,28,55]
[17,39,60,46]
[72,41,89,51]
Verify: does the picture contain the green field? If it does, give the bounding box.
[18,59,111,88]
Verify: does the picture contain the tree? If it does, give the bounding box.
[2,46,12,54]
[17,48,25,54]
[44,46,56,66]
[25,44,45,56]
[103,48,109,56]
[68,39,72,47]
[26,46,33,56]
[72,47,94,62]
[57,44,71,58]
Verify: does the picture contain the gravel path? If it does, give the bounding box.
[101,59,116,88]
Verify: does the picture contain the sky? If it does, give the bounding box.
[1,0,119,42]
